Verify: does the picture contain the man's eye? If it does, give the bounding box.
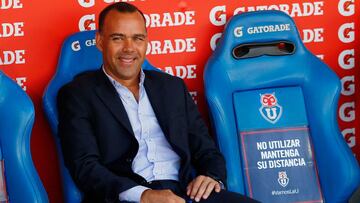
[134,37,145,41]
[112,37,122,41]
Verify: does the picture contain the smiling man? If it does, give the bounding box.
[57,2,259,203]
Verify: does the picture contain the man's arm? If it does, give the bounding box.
[181,80,226,182]
[140,189,185,203]
[57,85,139,201]
[119,186,149,202]
[180,80,227,201]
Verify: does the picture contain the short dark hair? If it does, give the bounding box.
[98,2,146,33]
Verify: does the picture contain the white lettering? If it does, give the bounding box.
[302,28,324,43]
[316,54,324,60]
[144,11,195,28]
[71,41,81,51]
[209,5,226,26]
[0,0,23,9]
[231,2,324,17]
[261,149,300,159]
[257,161,267,169]
[338,23,355,43]
[164,64,197,79]
[268,158,306,168]
[15,77,26,91]
[0,22,24,38]
[78,0,94,8]
[233,7,245,15]
[79,14,96,31]
[257,142,267,150]
[339,102,355,122]
[342,128,355,148]
[338,0,355,16]
[338,49,354,70]
[210,33,222,51]
[85,39,96,47]
[268,139,301,149]
[234,26,243,37]
[146,38,196,55]
[0,50,25,65]
[341,75,355,96]
[246,24,291,35]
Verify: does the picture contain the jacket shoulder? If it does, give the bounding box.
[61,70,100,91]
[144,70,184,85]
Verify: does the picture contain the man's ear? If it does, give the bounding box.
[95,32,103,52]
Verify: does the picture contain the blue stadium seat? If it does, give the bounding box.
[204,10,360,203]
[43,30,159,203]
[0,71,48,203]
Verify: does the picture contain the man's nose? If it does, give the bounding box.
[122,38,135,52]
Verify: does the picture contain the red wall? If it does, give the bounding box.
[1,0,359,202]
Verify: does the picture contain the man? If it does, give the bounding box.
[58,2,259,203]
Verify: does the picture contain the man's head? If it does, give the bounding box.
[96,2,148,86]
[98,3,146,33]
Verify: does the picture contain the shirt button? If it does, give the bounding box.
[126,158,132,163]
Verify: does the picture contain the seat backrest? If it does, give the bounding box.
[204,10,360,203]
[0,71,48,203]
[43,30,159,203]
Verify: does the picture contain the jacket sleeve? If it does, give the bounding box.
[181,80,227,185]
[57,85,139,202]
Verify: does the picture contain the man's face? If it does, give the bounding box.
[96,10,148,84]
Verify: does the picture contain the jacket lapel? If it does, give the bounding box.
[143,71,169,136]
[144,71,188,164]
[94,70,134,136]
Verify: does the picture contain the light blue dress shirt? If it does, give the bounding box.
[103,68,181,202]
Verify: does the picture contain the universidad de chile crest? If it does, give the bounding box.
[259,93,282,124]
[278,171,289,187]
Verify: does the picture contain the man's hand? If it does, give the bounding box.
[140,189,185,203]
[186,175,221,202]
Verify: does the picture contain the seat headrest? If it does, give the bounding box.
[56,30,102,82]
[215,10,304,61]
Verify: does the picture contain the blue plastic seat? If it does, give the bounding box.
[204,10,360,203]
[43,30,159,203]
[0,71,48,203]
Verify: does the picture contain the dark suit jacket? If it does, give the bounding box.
[57,69,226,202]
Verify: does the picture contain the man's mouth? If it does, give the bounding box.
[118,57,136,64]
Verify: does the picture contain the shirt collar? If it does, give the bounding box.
[102,65,145,89]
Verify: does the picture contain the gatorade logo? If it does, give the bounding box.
[71,41,81,51]
[78,0,94,8]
